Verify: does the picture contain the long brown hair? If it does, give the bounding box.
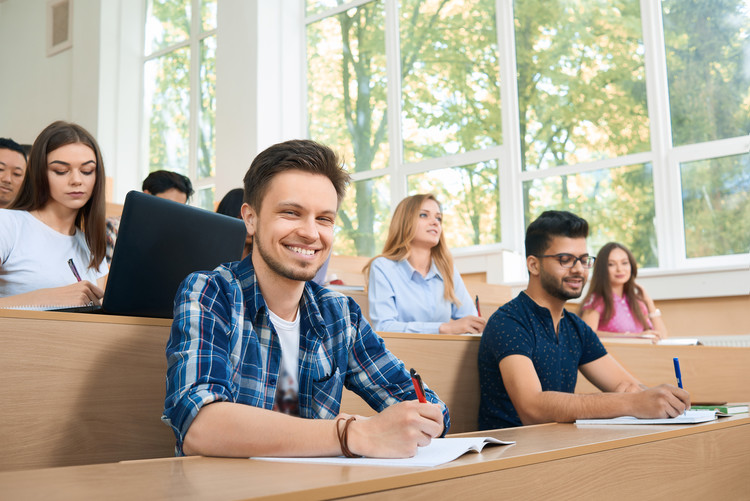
[10,121,107,269]
[364,194,460,304]
[582,242,649,329]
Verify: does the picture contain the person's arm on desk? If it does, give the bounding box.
[0,281,104,308]
[499,355,690,424]
[581,309,660,344]
[183,399,443,458]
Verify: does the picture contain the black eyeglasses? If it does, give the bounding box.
[537,253,596,269]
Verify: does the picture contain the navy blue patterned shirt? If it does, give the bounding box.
[478,291,607,429]
[162,257,450,454]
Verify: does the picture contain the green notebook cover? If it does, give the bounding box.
[691,404,748,416]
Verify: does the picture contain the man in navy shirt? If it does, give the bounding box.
[478,211,689,429]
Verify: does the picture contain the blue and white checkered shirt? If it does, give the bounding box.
[162,257,450,454]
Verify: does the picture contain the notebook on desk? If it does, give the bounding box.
[100,191,247,318]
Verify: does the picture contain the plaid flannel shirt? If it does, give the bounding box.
[162,257,450,454]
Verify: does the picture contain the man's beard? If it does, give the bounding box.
[254,227,319,282]
[540,267,585,301]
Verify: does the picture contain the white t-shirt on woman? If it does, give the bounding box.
[0,209,108,297]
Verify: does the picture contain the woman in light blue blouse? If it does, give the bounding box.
[364,194,486,334]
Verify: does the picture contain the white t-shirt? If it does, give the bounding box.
[268,309,299,395]
[0,209,108,297]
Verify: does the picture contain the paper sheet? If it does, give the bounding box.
[251,436,514,468]
[575,409,717,425]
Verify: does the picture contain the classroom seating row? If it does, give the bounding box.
[2,308,749,473]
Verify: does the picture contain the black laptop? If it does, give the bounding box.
[99,190,247,318]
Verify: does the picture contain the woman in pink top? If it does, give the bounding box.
[580,242,668,342]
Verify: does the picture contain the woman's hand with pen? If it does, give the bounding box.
[31,282,104,306]
[439,315,486,334]
[342,400,444,458]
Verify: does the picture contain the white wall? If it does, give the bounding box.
[0,0,100,144]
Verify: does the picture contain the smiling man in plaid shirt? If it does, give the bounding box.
[163,139,449,459]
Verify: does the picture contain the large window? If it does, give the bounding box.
[306,0,750,269]
[142,0,217,209]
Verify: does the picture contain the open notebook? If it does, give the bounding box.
[575,409,717,425]
[252,437,514,468]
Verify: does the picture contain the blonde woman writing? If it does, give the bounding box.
[365,194,485,334]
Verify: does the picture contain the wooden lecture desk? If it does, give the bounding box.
[1,415,748,500]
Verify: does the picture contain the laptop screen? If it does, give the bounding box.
[103,191,247,318]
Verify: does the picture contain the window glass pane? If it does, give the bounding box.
[407,162,500,247]
[144,0,191,55]
[307,1,389,175]
[198,35,216,179]
[143,48,191,176]
[335,176,391,257]
[663,1,750,146]
[523,163,657,267]
[195,185,215,211]
[306,0,343,17]
[400,0,501,163]
[201,0,217,32]
[681,153,750,258]
[514,0,649,171]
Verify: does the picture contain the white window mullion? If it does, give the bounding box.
[385,0,404,209]
[188,0,201,183]
[641,0,679,269]
[497,0,524,255]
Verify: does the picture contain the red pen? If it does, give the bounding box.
[410,368,427,403]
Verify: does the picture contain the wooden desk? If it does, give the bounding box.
[579,341,750,403]
[0,309,174,471]
[1,416,748,500]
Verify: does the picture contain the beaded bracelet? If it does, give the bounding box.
[335,416,361,458]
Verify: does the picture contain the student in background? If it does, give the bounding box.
[216,187,252,260]
[0,137,28,209]
[163,139,448,459]
[364,194,485,334]
[0,121,108,308]
[478,211,688,430]
[580,242,668,342]
[106,170,194,263]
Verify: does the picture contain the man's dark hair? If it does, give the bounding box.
[0,137,27,162]
[142,170,194,200]
[216,188,244,219]
[525,210,589,257]
[243,139,350,210]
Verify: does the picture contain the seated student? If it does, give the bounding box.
[477,211,689,430]
[0,137,28,209]
[0,121,108,308]
[105,170,194,263]
[364,194,485,334]
[580,242,667,342]
[163,139,448,459]
[216,187,252,260]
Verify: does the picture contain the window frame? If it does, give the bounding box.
[141,0,217,207]
[304,0,750,271]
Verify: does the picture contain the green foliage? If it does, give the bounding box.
[307,0,750,263]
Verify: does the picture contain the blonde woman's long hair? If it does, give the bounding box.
[364,194,460,305]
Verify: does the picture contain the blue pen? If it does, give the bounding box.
[673,357,683,389]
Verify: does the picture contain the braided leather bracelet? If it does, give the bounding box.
[335,416,361,458]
